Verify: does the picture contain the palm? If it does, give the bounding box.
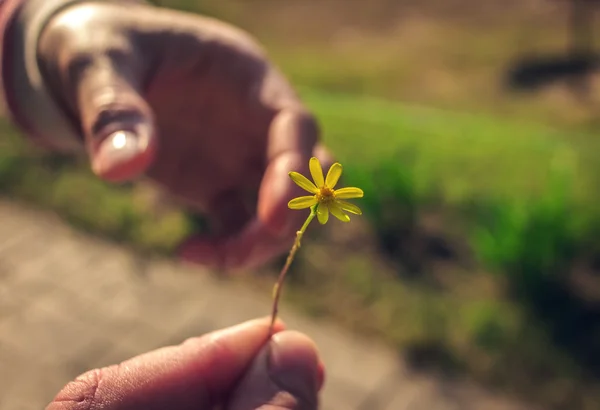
[141,20,301,235]
[144,72,270,232]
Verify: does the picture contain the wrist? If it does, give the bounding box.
[2,0,87,152]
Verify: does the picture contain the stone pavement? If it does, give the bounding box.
[0,199,539,410]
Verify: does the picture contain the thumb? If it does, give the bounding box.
[226,331,322,410]
[75,51,157,182]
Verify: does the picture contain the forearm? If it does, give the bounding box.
[0,0,144,153]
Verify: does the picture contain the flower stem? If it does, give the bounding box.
[269,205,318,336]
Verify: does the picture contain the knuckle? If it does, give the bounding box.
[40,5,135,82]
[285,107,319,131]
[269,108,320,159]
[46,368,105,410]
[63,43,134,89]
[289,108,320,147]
[41,6,105,55]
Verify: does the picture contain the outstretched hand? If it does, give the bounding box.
[36,2,334,270]
[47,318,324,410]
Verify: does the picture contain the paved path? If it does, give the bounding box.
[0,199,538,410]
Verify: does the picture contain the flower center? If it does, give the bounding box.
[316,187,335,203]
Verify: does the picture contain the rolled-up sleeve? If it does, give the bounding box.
[0,0,148,153]
[0,0,88,153]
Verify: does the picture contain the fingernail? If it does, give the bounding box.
[92,129,155,181]
[98,130,140,168]
[268,331,319,403]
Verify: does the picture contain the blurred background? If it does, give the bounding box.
[2,0,600,409]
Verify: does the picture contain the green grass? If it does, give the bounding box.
[304,88,599,204]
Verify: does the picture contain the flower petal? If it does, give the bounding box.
[334,187,364,199]
[325,163,343,189]
[337,200,362,215]
[317,203,329,224]
[309,157,325,188]
[288,196,318,210]
[329,202,350,222]
[289,172,318,194]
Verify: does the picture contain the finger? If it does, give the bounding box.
[177,217,284,272]
[260,108,320,236]
[221,217,293,271]
[73,44,157,182]
[47,317,285,410]
[176,190,253,269]
[176,192,253,269]
[225,331,322,410]
[177,235,224,270]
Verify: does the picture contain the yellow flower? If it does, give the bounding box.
[288,157,364,224]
